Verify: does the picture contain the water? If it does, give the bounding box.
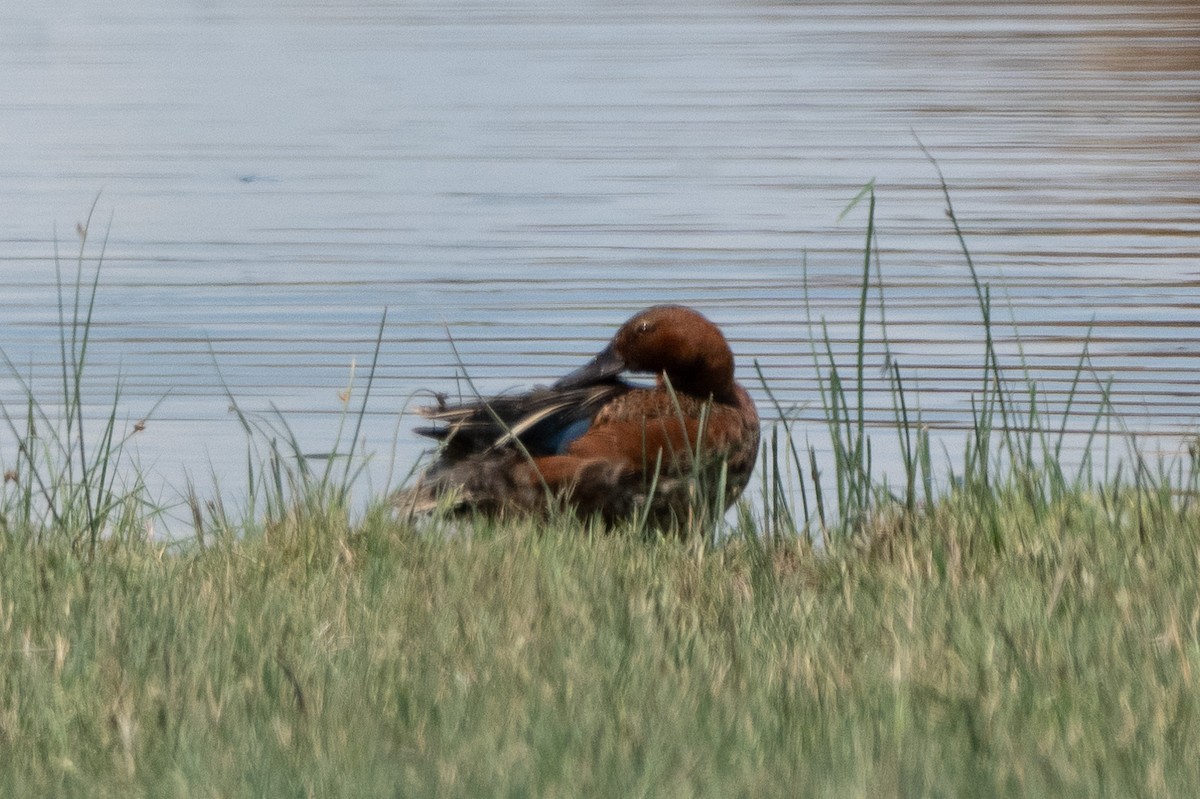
[2,1,1198,518]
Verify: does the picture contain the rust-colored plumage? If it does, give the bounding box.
[394,305,760,530]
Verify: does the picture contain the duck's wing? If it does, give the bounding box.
[414,381,629,458]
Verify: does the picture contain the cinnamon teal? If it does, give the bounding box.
[394,305,760,530]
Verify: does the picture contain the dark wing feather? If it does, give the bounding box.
[415,381,629,458]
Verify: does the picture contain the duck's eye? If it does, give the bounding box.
[638,320,654,334]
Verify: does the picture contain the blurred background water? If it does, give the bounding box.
[2,1,1198,521]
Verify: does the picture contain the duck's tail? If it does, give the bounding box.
[390,452,546,518]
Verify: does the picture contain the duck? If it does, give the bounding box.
[394,305,760,531]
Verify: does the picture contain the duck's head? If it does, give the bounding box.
[556,305,738,402]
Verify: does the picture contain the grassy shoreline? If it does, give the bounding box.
[3,189,1199,795]
[3,487,1198,796]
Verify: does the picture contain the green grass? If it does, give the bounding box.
[2,187,1199,796]
[2,489,1199,796]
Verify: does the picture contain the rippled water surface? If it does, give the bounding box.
[2,1,1198,511]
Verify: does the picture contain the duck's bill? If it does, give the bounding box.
[553,343,626,389]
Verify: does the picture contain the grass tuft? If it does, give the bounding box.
[1,202,165,555]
